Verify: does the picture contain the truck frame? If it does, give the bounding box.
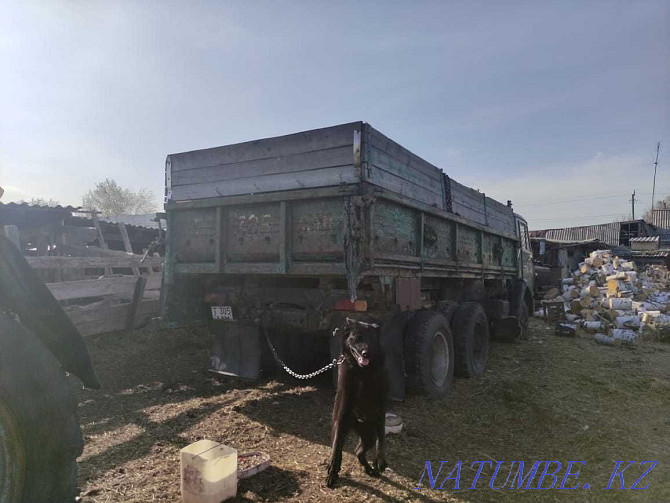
[163,122,534,398]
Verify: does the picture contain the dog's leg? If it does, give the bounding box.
[354,424,379,477]
[374,414,387,473]
[326,389,351,488]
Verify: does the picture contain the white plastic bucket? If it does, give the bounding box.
[181,440,237,503]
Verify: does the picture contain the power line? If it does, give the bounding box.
[530,212,630,224]
[514,191,670,208]
[517,193,628,207]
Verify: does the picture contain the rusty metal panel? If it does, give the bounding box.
[456,225,482,264]
[501,237,516,268]
[290,198,346,261]
[395,276,421,311]
[482,233,502,266]
[173,208,216,263]
[372,200,419,256]
[225,203,281,262]
[422,215,454,260]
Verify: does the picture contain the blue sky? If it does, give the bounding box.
[1,0,668,228]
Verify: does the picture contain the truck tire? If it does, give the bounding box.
[452,302,489,378]
[404,310,454,398]
[0,313,83,503]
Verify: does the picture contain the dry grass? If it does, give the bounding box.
[74,318,670,502]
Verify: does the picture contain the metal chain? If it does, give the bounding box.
[262,328,345,380]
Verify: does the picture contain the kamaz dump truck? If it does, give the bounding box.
[162,122,534,399]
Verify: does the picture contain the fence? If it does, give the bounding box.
[4,222,163,336]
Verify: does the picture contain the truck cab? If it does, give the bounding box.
[516,214,535,294]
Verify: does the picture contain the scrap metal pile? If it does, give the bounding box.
[540,250,670,345]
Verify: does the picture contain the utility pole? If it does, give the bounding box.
[630,190,636,220]
[651,142,660,212]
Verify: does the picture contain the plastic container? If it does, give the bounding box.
[181,440,237,503]
[385,412,403,435]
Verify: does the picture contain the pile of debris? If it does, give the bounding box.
[540,250,670,345]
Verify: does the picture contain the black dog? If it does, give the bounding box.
[326,317,388,488]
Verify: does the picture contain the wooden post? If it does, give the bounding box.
[126,275,147,331]
[118,222,141,276]
[3,225,20,249]
[278,202,287,273]
[55,218,66,282]
[91,212,112,276]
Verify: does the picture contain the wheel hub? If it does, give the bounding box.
[430,331,450,387]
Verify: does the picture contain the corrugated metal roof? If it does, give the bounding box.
[530,221,622,246]
[529,237,603,246]
[530,219,659,247]
[629,250,670,258]
[0,201,81,212]
[100,213,160,229]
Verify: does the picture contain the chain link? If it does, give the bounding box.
[262,328,345,380]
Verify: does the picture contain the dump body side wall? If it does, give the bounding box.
[166,186,519,279]
[168,122,362,202]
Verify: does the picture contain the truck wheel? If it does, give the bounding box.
[404,311,454,398]
[0,313,83,503]
[452,303,489,378]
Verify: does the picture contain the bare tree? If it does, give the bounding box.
[20,197,61,207]
[82,179,157,217]
[643,195,670,224]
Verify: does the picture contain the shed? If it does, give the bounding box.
[531,237,604,279]
[630,236,660,251]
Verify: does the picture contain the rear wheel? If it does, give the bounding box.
[0,313,83,503]
[452,303,489,378]
[404,311,454,398]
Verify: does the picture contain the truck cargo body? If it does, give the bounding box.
[163,122,534,398]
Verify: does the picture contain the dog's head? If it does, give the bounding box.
[334,318,381,368]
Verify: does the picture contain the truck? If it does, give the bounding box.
[162,122,534,399]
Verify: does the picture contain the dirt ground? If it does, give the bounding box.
[74,318,670,503]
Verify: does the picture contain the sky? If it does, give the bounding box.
[1,0,668,229]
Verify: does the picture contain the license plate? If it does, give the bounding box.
[211,306,234,320]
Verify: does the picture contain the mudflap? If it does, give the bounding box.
[492,316,521,343]
[209,321,263,379]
